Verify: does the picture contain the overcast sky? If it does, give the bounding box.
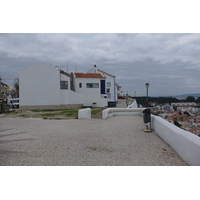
[0,33,200,97]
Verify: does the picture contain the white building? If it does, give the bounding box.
[172,102,197,106]
[88,65,118,106]
[72,72,107,107]
[19,63,113,109]
[177,106,199,114]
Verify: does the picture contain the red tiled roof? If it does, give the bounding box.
[74,73,105,78]
[96,69,116,77]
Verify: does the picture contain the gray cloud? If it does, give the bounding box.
[0,33,200,96]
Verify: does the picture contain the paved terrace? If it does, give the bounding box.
[0,115,187,166]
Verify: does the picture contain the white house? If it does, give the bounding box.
[19,63,84,109]
[19,63,110,109]
[73,72,107,107]
[88,65,118,106]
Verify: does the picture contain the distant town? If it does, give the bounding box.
[133,96,200,137]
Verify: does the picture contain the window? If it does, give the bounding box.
[60,81,68,89]
[86,83,99,88]
[107,82,111,87]
[79,83,82,88]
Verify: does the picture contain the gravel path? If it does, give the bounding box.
[0,116,187,166]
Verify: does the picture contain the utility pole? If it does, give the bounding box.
[145,83,150,106]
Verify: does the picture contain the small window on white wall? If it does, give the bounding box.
[86,83,99,88]
[107,82,111,87]
[60,81,68,89]
[79,83,82,88]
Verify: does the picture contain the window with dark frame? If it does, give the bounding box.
[86,83,99,88]
[79,83,82,88]
[60,81,68,89]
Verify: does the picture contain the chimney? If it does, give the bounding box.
[94,65,97,73]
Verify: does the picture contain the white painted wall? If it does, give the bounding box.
[60,73,83,105]
[78,108,91,119]
[19,63,61,106]
[20,63,84,108]
[102,108,144,119]
[88,67,116,102]
[105,75,115,101]
[20,63,111,108]
[74,77,101,94]
[127,100,138,108]
[60,90,84,105]
[74,77,107,107]
[151,115,200,166]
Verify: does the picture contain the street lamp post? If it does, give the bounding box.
[145,83,150,106]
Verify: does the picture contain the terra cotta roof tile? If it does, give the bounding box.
[74,73,105,78]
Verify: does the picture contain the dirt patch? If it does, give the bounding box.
[0,107,104,120]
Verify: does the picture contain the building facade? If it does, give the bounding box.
[88,65,117,105]
[19,63,115,109]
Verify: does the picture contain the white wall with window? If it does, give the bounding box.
[73,77,107,107]
[20,63,83,109]
[88,66,117,102]
[86,83,99,88]
[105,76,115,101]
[20,63,116,109]
[107,82,111,87]
[74,78,102,94]
[59,71,83,105]
[60,81,68,89]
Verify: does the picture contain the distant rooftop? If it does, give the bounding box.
[74,73,106,78]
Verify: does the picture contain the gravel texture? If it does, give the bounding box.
[0,116,187,166]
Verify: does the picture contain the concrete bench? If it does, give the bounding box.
[78,108,91,119]
[102,108,145,119]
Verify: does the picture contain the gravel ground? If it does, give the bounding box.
[0,116,187,166]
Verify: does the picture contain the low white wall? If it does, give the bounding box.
[78,108,91,119]
[102,108,145,119]
[81,94,107,107]
[151,115,200,166]
[102,100,143,119]
[127,100,138,108]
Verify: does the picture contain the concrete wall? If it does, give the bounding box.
[19,63,61,107]
[74,77,107,107]
[20,104,83,110]
[78,108,91,119]
[74,77,102,95]
[20,63,84,109]
[102,108,144,119]
[60,90,83,105]
[151,115,200,166]
[102,100,141,119]
[127,100,138,108]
